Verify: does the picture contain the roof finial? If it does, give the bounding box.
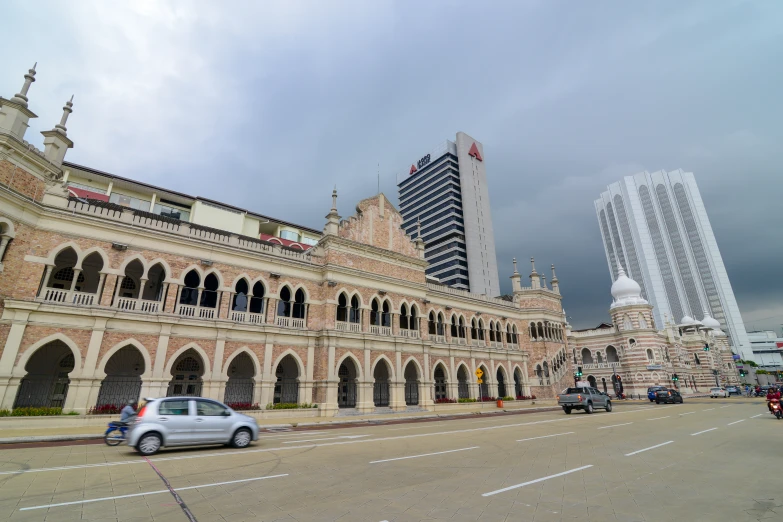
[550,264,558,282]
[513,257,518,274]
[614,252,626,278]
[54,95,74,135]
[416,216,422,239]
[331,186,338,212]
[10,63,37,107]
[530,257,537,275]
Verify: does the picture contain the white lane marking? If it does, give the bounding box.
[647,416,670,421]
[482,465,594,497]
[282,435,368,444]
[691,427,718,436]
[625,441,674,456]
[598,422,633,430]
[0,405,678,476]
[679,412,695,416]
[751,414,763,418]
[517,432,574,442]
[703,408,715,411]
[719,405,731,409]
[370,446,478,464]
[19,474,288,511]
[727,420,745,426]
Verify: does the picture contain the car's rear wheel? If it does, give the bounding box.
[137,433,162,456]
[605,401,612,412]
[585,402,594,414]
[232,428,252,448]
[656,400,660,404]
[563,406,572,414]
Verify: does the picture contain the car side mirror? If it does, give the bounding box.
[222,410,231,416]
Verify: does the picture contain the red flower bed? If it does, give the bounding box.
[88,403,137,415]
[225,402,261,411]
[434,398,457,404]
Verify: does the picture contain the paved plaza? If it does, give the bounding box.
[0,398,779,521]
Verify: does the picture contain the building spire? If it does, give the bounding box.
[10,63,36,107]
[513,257,519,275]
[614,252,627,278]
[416,216,422,239]
[529,257,540,289]
[54,95,74,135]
[323,186,341,235]
[550,264,560,295]
[510,257,522,292]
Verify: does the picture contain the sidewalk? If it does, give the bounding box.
[0,399,559,444]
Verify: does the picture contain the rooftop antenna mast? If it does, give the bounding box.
[377,163,380,195]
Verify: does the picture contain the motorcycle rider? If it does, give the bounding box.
[766,387,781,413]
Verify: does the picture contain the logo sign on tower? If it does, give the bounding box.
[409,153,431,176]
[468,142,483,161]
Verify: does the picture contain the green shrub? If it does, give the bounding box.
[458,398,477,403]
[502,396,515,401]
[0,407,64,417]
[265,403,316,410]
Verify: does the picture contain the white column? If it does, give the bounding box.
[136,278,148,306]
[0,310,30,409]
[259,343,274,408]
[69,268,82,292]
[147,325,172,398]
[0,236,10,261]
[38,265,54,297]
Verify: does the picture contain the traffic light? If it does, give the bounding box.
[576,366,583,377]
[672,374,679,381]
[617,375,622,382]
[739,369,746,377]
[703,343,710,351]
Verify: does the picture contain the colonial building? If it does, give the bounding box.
[0,66,572,414]
[568,264,740,397]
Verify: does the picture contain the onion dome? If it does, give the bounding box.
[610,264,648,309]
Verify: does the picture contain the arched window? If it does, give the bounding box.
[638,313,648,329]
[233,279,249,311]
[581,348,593,364]
[646,349,654,362]
[471,318,478,340]
[437,313,445,336]
[277,286,292,317]
[623,315,633,330]
[276,287,307,327]
[596,352,604,363]
[537,322,544,340]
[529,322,537,340]
[250,282,265,315]
[495,322,502,344]
[506,324,513,344]
[399,303,409,330]
[337,293,348,322]
[381,300,391,327]
[200,273,219,309]
[350,295,361,324]
[370,299,380,326]
[293,289,306,319]
[458,317,466,339]
[409,305,417,331]
[179,270,201,309]
[478,319,485,340]
[535,364,543,385]
[489,321,496,342]
[606,346,619,363]
[450,315,458,338]
[428,311,436,335]
[694,354,701,365]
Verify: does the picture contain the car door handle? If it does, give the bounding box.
[158,417,168,422]
[194,418,204,422]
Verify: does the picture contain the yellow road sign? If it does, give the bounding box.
[475,368,484,378]
[476,378,483,384]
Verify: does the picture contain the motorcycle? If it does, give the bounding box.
[769,399,782,420]
[104,421,129,446]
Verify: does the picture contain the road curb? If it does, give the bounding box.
[0,434,103,444]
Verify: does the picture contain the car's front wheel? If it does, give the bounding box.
[605,401,613,412]
[232,428,252,448]
[137,433,162,456]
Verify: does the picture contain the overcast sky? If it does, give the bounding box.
[5,0,782,331]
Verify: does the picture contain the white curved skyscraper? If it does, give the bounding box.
[595,169,751,359]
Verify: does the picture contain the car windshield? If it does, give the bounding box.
[710,388,721,392]
[562,388,586,394]
[648,387,663,392]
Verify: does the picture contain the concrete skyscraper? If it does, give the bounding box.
[397,132,500,296]
[594,169,751,359]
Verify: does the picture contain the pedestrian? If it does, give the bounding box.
[120,402,136,422]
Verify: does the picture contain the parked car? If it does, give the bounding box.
[557,386,612,414]
[710,387,729,398]
[726,386,741,396]
[647,386,666,402]
[127,397,260,456]
[655,388,683,404]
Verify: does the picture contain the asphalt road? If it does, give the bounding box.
[0,398,778,522]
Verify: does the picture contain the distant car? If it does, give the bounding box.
[126,397,260,456]
[726,386,741,396]
[710,387,729,398]
[655,388,683,404]
[647,386,666,402]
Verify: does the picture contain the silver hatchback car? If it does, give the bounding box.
[127,397,260,456]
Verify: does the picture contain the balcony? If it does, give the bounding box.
[398,329,420,339]
[230,310,266,325]
[336,321,362,332]
[177,304,216,319]
[370,325,392,336]
[116,296,161,313]
[41,288,97,306]
[434,335,446,344]
[276,316,306,329]
[490,341,501,349]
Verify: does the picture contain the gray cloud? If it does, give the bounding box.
[5,0,782,332]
